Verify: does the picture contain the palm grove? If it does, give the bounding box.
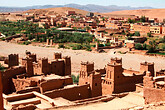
[0,20,94,50]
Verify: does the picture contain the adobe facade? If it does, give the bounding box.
[150,26,162,34]
[143,71,165,104]
[0,72,3,110]
[102,58,145,95]
[79,62,102,97]
[130,24,150,36]
[1,52,71,94]
[8,54,19,67]
[79,57,153,95]
[32,53,71,76]
[0,52,160,109]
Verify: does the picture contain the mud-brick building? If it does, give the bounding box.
[143,71,165,104]
[79,57,155,95]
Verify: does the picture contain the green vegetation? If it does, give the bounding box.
[127,18,135,23]
[135,43,143,50]
[98,44,104,47]
[127,16,147,24]
[0,21,94,45]
[105,43,111,46]
[71,74,79,84]
[135,43,147,50]
[147,40,158,53]
[134,36,165,55]
[147,32,153,37]
[134,31,140,36]
[140,16,146,22]
[23,41,31,45]
[72,44,83,50]
[148,53,165,55]
[159,36,165,43]
[58,44,65,49]
[0,63,5,72]
[71,44,92,51]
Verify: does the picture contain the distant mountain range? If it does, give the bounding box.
[0,4,153,13]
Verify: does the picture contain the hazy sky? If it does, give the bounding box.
[0,0,165,8]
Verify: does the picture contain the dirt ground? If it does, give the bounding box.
[56,92,145,110]
[0,41,165,74]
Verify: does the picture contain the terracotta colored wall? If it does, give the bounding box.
[144,87,165,104]
[123,69,140,75]
[12,78,37,92]
[34,58,70,76]
[63,57,71,76]
[0,73,3,110]
[8,54,19,67]
[54,53,61,59]
[50,60,64,76]
[28,54,37,62]
[126,43,135,48]
[89,73,102,97]
[33,63,42,75]
[44,84,90,101]
[102,64,144,95]
[40,77,72,94]
[140,63,154,76]
[102,79,114,95]
[1,66,26,94]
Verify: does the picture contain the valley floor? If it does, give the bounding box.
[0,41,164,73]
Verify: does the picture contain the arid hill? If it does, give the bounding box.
[104,8,165,21]
[24,7,92,16]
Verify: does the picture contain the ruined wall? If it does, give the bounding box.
[44,84,90,101]
[0,73,3,110]
[12,78,37,92]
[142,72,163,104]
[33,63,42,75]
[144,87,165,104]
[27,54,37,62]
[39,77,73,94]
[1,66,26,94]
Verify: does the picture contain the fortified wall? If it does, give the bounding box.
[0,52,159,109]
[33,53,71,76]
[79,57,155,95]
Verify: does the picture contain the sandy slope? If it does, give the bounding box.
[24,7,90,16]
[104,8,165,21]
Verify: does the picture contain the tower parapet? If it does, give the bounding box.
[140,61,154,76]
[54,52,62,60]
[8,54,19,67]
[110,57,122,65]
